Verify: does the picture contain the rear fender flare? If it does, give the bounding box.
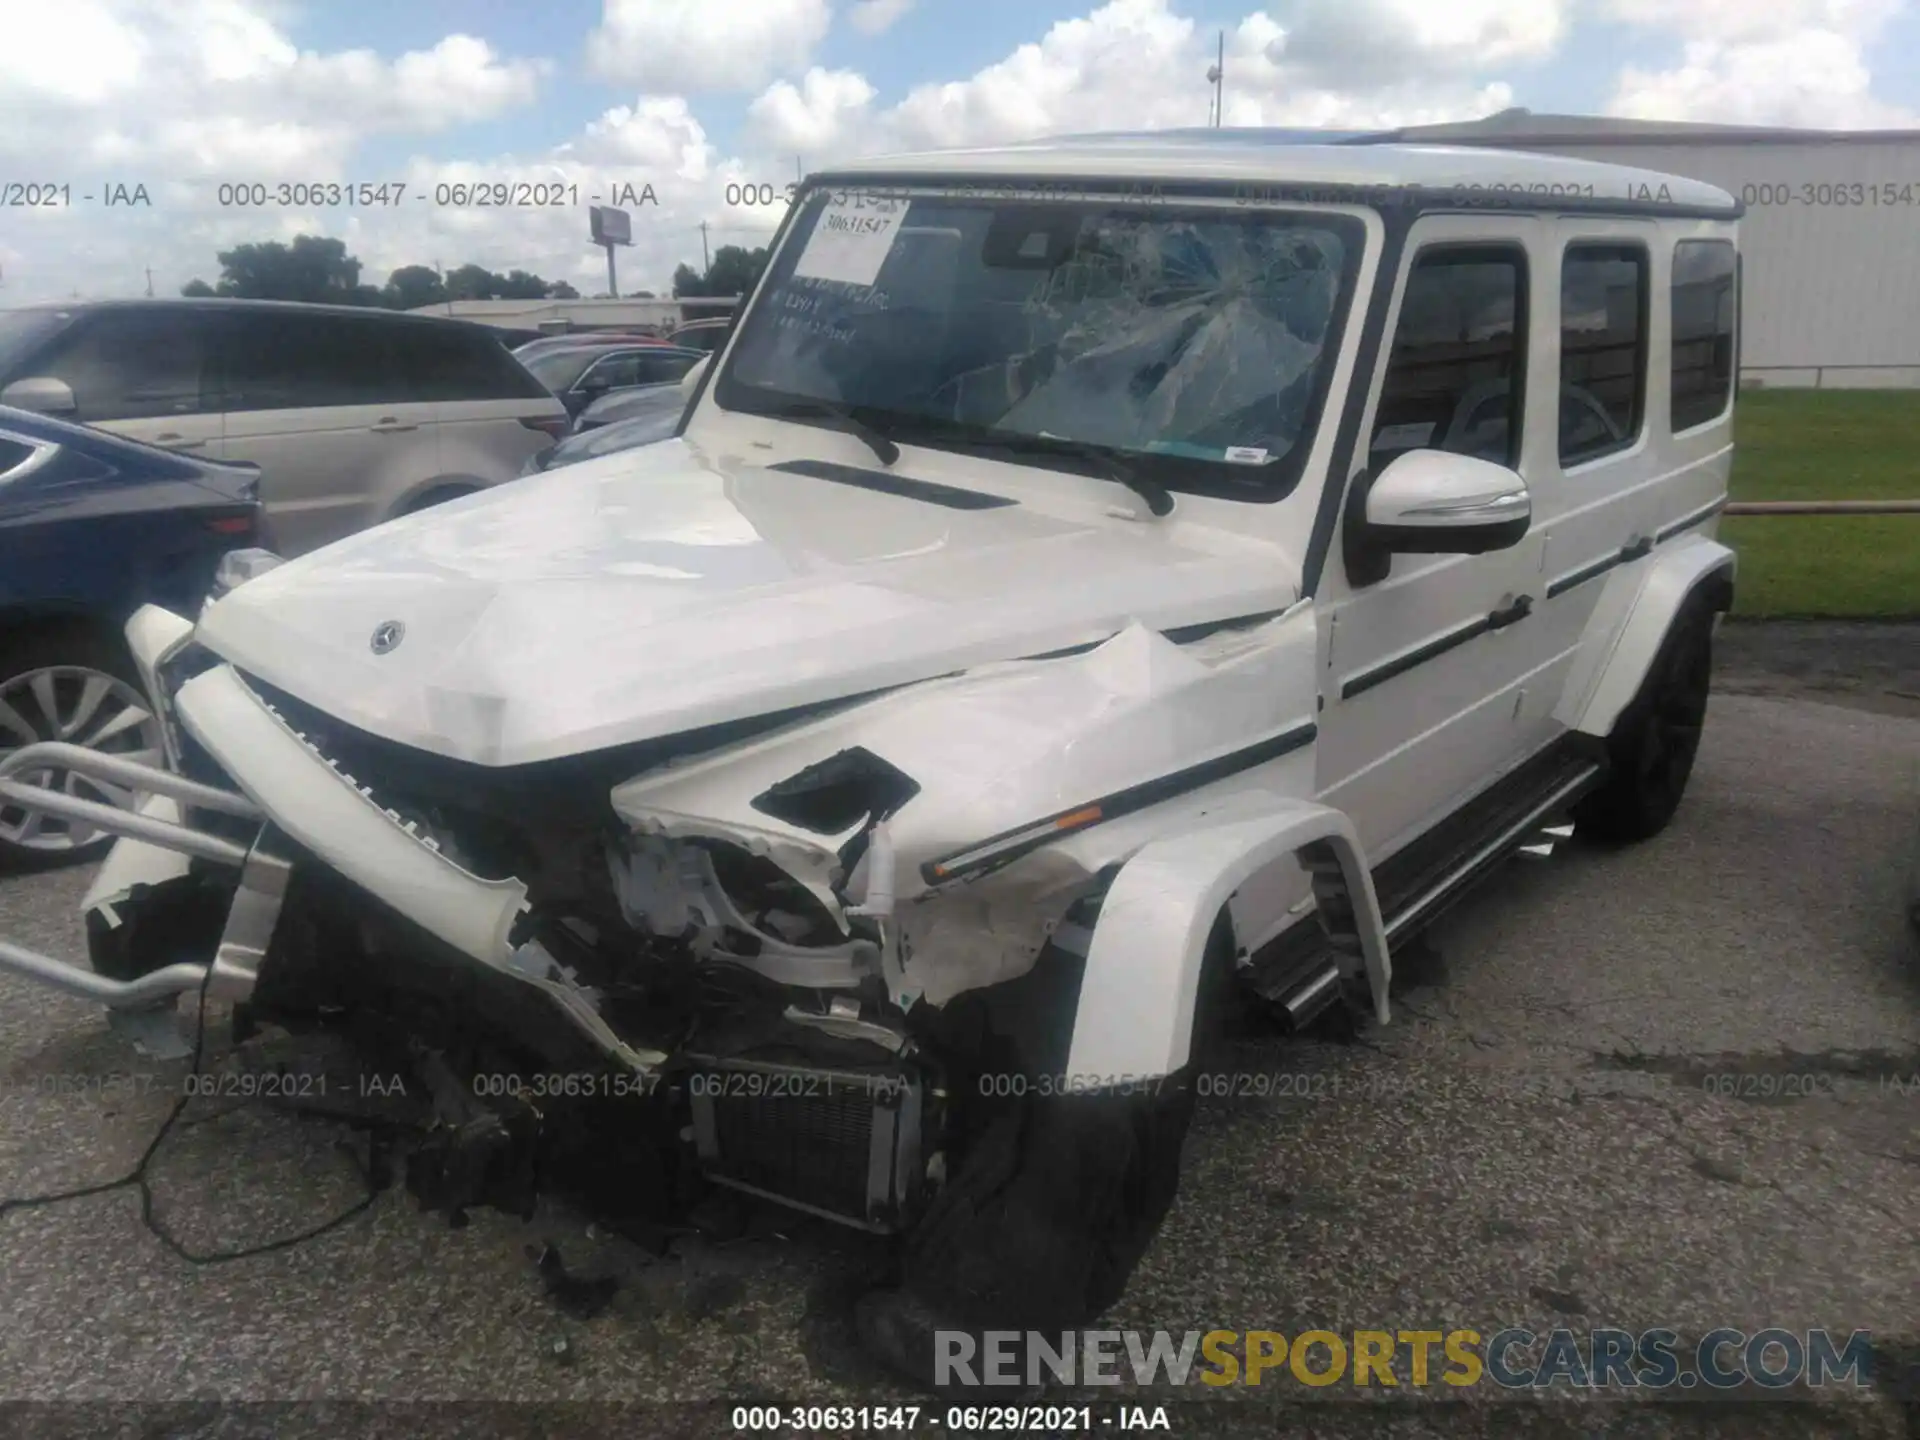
[1063,799,1390,1081]
[1558,537,1735,740]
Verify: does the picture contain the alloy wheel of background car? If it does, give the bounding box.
[0,661,161,863]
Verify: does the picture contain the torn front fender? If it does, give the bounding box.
[1064,796,1390,1081]
[609,606,1321,1006]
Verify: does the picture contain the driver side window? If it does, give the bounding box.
[1369,245,1527,471]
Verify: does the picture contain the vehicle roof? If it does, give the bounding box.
[532,341,705,359]
[0,404,85,445]
[813,136,1739,217]
[1,296,500,331]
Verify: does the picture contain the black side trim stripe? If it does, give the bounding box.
[1655,495,1728,542]
[1340,593,1537,700]
[921,719,1319,887]
[1341,615,1491,699]
[1544,533,1654,600]
[768,459,1016,510]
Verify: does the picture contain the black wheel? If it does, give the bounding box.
[0,623,164,872]
[856,919,1235,1386]
[1574,600,1715,844]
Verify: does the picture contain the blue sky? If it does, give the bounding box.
[306,0,1650,170]
[3,0,1917,303]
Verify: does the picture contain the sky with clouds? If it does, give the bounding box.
[2,0,1916,305]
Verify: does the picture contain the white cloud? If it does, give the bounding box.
[848,0,916,35]
[1600,0,1916,126]
[586,0,832,92]
[12,0,1914,309]
[1268,0,1568,85]
[743,0,1526,160]
[0,3,548,181]
[748,69,881,155]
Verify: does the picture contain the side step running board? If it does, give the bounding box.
[1384,763,1599,945]
[1250,747,1605,1022]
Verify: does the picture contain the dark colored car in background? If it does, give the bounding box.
[572,380,691,433]
[0,406,262,867]
[524,387,687,473]
[666,318,734,353]
[521,343,705,419]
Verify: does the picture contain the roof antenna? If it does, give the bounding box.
[1206,31,1224,127]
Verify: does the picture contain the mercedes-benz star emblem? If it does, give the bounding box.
[370,620,406,655]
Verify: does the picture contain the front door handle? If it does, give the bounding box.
[369,418,418,434]
[1487,594,1534,630]
[153,433,205,450]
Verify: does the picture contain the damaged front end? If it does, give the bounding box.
[0,596,1323,1246]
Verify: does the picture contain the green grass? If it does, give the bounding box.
[1723,389,1920,617]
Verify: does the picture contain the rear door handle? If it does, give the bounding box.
[153,433,205,450]
[369,418,418,434]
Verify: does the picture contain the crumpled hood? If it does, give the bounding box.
[194,438,1298,766]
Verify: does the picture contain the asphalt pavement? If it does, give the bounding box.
[0,627,1915,1438]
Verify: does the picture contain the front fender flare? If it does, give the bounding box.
[1063,796,1390,1081]
[1558,535,1735,740]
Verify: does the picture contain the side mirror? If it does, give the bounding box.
[679,354,711,393]
[1346,449,1531,586]
[1,377,77,418]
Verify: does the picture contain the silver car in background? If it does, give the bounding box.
[0,299,569,556]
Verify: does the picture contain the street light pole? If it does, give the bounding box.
[1207,31,1224,127]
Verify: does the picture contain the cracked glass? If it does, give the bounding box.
[716,188,1363,502]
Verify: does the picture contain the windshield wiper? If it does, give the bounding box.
[761,400,900,467]
[967,434,1175,518]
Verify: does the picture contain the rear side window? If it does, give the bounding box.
[1370,246,1527,469]
[30,309,211,422]
[633,353,698,385]
[1559,244,1647,465]
[1670,239,1736,431]
[213,312,393,412]
[385,323,552,403]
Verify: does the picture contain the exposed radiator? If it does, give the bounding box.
[685,1056,929,1233]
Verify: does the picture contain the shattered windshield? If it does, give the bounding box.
[714,187,1362,501]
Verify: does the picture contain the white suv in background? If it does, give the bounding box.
[0,299,568,556]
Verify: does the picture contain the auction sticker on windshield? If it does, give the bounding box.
[794,193,906,286]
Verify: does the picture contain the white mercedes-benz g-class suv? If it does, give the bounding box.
[0,132,1739,1381]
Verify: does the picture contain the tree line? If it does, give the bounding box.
[182,234,770,307]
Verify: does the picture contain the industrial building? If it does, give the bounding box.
[1384,110,1920,389]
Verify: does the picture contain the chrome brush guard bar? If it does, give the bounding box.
[0,740,266,1011]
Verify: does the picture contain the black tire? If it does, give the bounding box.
[0,622,159,873]
[1573,599,1715,844]
[856,920,1236,1384]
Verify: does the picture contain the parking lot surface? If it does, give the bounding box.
[1,628,1916,1437]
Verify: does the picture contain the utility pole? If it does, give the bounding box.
[795,155,803,186]
[1207,30,1224,127]
[700,222,711,273]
